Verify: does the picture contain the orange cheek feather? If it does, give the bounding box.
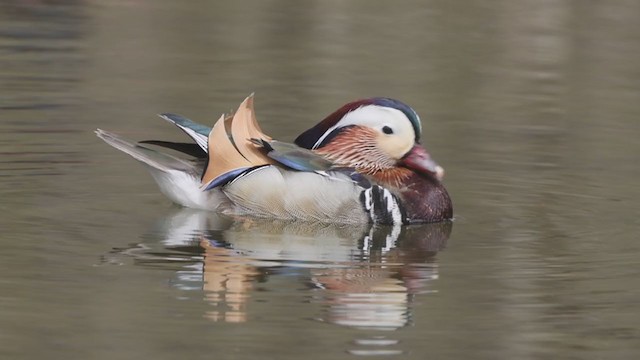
[314,127,413,188]
[315,127,377,154]
[370,168,413,188]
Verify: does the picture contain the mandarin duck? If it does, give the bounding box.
[96,95,452,224]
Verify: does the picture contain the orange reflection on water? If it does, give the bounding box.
[200,239,259,323]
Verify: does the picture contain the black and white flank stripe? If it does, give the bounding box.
[360,186,405,225]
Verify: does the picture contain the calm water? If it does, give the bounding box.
[1,1,639,359]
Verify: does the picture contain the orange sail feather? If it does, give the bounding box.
[201,95,275,188]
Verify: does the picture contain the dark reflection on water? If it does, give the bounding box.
[108,209,451,349]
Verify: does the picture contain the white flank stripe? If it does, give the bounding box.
[382,189,402,225]
[364,188,372,211]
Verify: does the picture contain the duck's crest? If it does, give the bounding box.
[201,95,275,188]
[294,97,422,150]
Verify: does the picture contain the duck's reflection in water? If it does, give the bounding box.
[128,209,451,329]
[310,225,449,329]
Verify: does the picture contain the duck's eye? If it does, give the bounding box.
[382,126,394,135]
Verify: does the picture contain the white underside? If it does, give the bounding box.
[147,167,226,211]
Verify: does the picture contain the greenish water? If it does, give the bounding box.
[1,1,639,359]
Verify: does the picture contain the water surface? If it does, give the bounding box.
[1,1,639,359]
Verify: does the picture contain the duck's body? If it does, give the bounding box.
[96,96,452,224]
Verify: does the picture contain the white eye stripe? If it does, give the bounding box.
[312,105,413,149]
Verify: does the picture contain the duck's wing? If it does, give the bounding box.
[251,138,375,190]
[249,138,334,172]
[201,95,276,189]
[158,113,211,152]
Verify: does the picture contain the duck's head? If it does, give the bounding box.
[295,98,444,182]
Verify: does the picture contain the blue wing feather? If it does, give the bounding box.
[250,139,334,172]
[159,113,211,152]
[203,167,253,190]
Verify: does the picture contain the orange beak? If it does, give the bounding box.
[401,144,445,181]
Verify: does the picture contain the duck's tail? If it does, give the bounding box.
[95,129,223,210]
[96,129,195,173]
